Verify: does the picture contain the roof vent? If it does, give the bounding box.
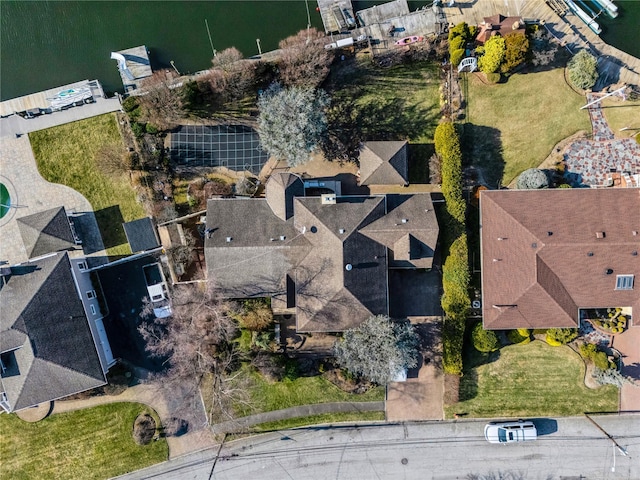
[339,228,345,234]
[587,252,594,257]
[321,194,336,205]
[401,218,408,224]
[531,242,537,248]
[493,258,502,262]
[226,237,232,243]
[498,237,506,241]
[605,268,614,275]
[633,231,638,236]
[633,251,638,256]
[596,231,606,239]
[270,238,276,241]
[280,235,286,241]
[345,264,353,271]
[547,231,553,236]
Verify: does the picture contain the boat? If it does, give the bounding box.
[395,36,423,46]
[590,0,618,18]
[565,0,602,34]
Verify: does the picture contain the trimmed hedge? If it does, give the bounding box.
[472,323,500,352]
[546,328,578,345]
[443,316,465,374]
[435,122,465,227]
[507,328,531,345]
[441,234,471,319]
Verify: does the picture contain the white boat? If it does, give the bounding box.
[565,0,602,34]
[591,0,618,18]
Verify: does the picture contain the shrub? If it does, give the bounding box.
[122,96,139,113]
[485,72,501,84]
[472,323,500,352]
[507,329,531,345]
[448,22,471,42]
[479,35,506,74]
[236,299,273,331]
[450,49,466,67]
[592,367,636,388]
[133,413,156,445]
[449,36,466,53]
[516,168,550,189]
[434,122,465,226]
[131,122,146,138]
[546,328,578,345]
[145,123,159,134]
[442,316,465,375]
[593,351,613,371]
[501,32,530,73]
[545,336,562,347]
[567,49,599,90]
[579,342,597,360]
[441,234,471,319]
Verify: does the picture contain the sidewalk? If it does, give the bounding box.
[210,401,385,434]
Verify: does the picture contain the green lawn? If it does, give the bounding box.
[29,114,146,256]
[445,340,618,419]
[465,69,591,186]
[601,97,640,138]
[327,59,441,183]
[235,366,385,418]
[252,411,385,432]
[0,403,168,480]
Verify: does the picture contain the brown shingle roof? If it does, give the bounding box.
[480,189,640,330]
[359,141,409,186]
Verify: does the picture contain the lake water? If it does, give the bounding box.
[1,0,638,101]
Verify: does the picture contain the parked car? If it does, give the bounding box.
[142,263,172,318]
[484,420,537,444]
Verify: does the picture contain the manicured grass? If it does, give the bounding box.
[29,114,145,256]
[465,69,591,185]
[252,411,385,432]
[600,97,640,138]
[444,340,618,419]
[0,403,168,480]
[235,366,385,417]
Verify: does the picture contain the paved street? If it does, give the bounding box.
[116,415,640,480]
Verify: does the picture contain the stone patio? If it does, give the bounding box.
[563,93,640,187]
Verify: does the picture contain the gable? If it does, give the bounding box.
[17,207,76,259]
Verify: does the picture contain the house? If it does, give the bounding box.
[476,14,525,44]
[480,188,640,331]
[0,251,114,413]
[0,205,115,413]
[205,173,439,332]
[358,141,409,186]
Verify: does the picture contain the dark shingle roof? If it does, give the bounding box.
[359,141,409,186]
[17,207,76,259]
[480,189,640,330]
[0,252,106,411]
[123,217,160,253]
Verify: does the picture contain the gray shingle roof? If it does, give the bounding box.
[359,141,409,186]
[265,173,304,221]
[123,217,160,253]
[17,207,76,259]
[0,252,106,412]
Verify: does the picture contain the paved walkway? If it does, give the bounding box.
[52,381,218,459]
[0,135,106,264]
[563,93,640,187]
[611,320,640,412]
[211,401,385,434]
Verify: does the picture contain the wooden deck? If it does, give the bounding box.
[440,0,640,89]
[112,45,153,94]
[317,0,356,33]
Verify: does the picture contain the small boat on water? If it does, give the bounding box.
[565,0,602,34]
[591,0,618,18]
[395,36,423,46]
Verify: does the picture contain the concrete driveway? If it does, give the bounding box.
[386,317,444,421]
[611,317,640,412]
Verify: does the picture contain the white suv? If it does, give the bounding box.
[142,263,172,318]
[484,420,537,444]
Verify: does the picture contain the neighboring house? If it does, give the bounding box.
[0,204,115,413]
[205,173,439,332]
[480,189,640,330]
[358,141,409,186]
[0,251,113,413]
[476,14,525,44]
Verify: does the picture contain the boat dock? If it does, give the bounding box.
[110,45,153,94]
[440,0,640,89]
[317,0,357,33]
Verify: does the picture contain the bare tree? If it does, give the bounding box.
[138,284,250,423]
[137,70,185,129]
[211,47,244,71]
[278,28,334,88]
[95,143,132,176]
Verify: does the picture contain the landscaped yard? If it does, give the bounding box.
[29,113,146,256]
[445,340,618,419]
[327,58,441,183]
[465,68,592,186]
[0,403,168,480]
[601,97,640,138]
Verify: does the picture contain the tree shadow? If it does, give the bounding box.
[458,322,502,402]
[94,205,128,250]
[408,143,434,183]
[461,124,505,188]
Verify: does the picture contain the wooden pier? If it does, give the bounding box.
[317,0,356,33]
[111,45,153,94]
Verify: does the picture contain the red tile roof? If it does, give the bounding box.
[480,189,640,330]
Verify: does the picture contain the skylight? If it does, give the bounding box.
[615,275,634,290]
